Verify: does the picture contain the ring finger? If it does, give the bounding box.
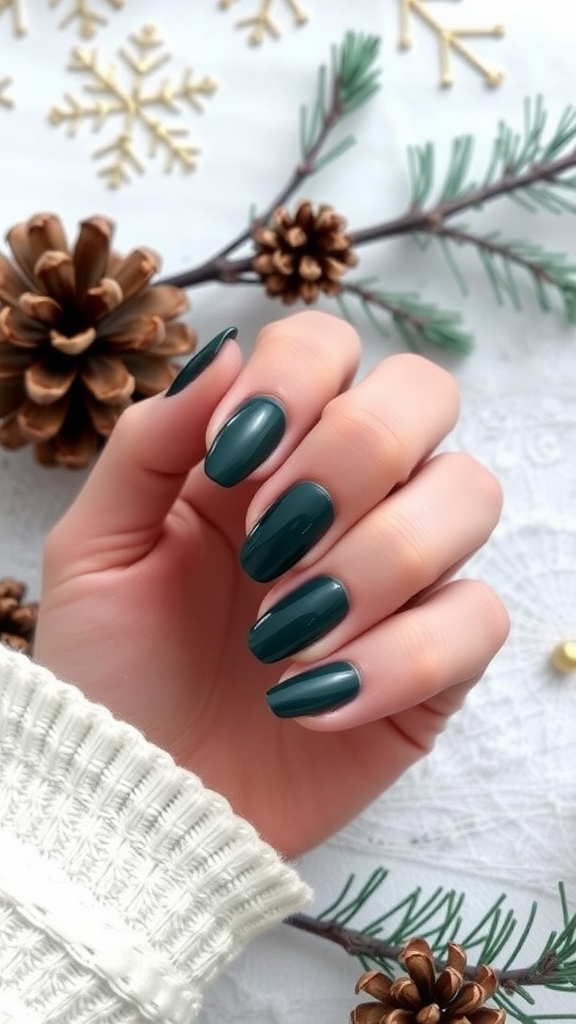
[247,451,502,665]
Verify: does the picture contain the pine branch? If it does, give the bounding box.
[339,280,473,355]
[433,225,576,322]
[163,31,381,288]
[285,873,576,1024]
[350,97,576,249]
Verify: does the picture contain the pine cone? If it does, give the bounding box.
[0,213,196,467]
[352,939,506,1024]
[251,201,357,305]
[0,578,38,655]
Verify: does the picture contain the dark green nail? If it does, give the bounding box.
[247,575,349,664]
[165,326,238,396]
[205,396,286,487]
[240,481,334,583]
[267,661,360,718]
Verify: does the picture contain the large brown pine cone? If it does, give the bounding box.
[0,213,196,467]
[251,201,357,305]
[352,939,506,1024]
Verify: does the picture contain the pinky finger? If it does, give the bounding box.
[267,578,509,730]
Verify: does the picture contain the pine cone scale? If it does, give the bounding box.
[79,278,124,324]
[19,292,62,325]
[113,247,160,302]
[34,250,76,307]
[0,307,43,346]
[81,355,135,404]
[27,213,70,265]
[0,253,28,304]
[18,395,69,440]
[72,216,115,295]
[49,327,97,356]
[4,223,37,281]
[25,357,76,403]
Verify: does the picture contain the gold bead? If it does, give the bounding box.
[551,641,576,673]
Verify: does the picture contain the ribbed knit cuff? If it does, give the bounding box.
[0,645,311,1024]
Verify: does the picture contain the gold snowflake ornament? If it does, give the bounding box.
[49,24,218,189]
[49,0,124,40]
[399,0,504,87]
[219,0,309,46]
[0,76,13,108]
[0,0,26,35]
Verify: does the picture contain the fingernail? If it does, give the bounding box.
[247,575,349,664]
[165,326,238,396]
[240,482,334,583]
[205,396,286,487]
[267,661,360,718]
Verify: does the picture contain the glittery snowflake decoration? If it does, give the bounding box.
[218,0,309,45]
[49,0,124,39]
[0,0,26,35]
[48,24,218,189]
[399,0,504,87]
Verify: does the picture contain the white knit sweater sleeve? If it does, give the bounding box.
[0,644,311,1024]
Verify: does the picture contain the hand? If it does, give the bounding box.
[34,311,508,857]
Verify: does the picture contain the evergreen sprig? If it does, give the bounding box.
[432,225,576,322]
[286,871,576,1024]
[405,95,576,213]
[338,280,473,355]
[162,39,576,357]
[300,31,381,173]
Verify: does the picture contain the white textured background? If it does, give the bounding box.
[1,2,576,1020]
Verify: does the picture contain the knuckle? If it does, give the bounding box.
[256,310,361,360]
[402,619,447,693]
[322,400,409,480]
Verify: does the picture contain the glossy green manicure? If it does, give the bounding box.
[267,661,360,718]
[247,575,349,664]
[205,396,286,487]
[240,481,334,583]
[165,326,238,396]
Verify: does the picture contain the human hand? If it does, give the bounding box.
[34,311,508,857]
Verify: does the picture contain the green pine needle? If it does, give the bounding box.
[299,32,381,166]
[433,227,576,324]
[407,95,576,213]
[338,281,473,355]
[308,872,576,1024]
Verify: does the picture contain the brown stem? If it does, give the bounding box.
[341,281,428,330]
[285,913,561,994]
[433,225,563,288]
[348,147,576,248]
[161,79,343,290]
[160,141,576,296]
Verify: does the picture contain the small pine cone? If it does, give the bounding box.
[0,577,38,655]
[251,201,357,305]
[0,213,196,468]
[351,939,507,1024]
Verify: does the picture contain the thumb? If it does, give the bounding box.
[51,327,242,554]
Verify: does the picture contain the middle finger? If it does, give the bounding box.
[247,452,502,664]
[240,353,459,583]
